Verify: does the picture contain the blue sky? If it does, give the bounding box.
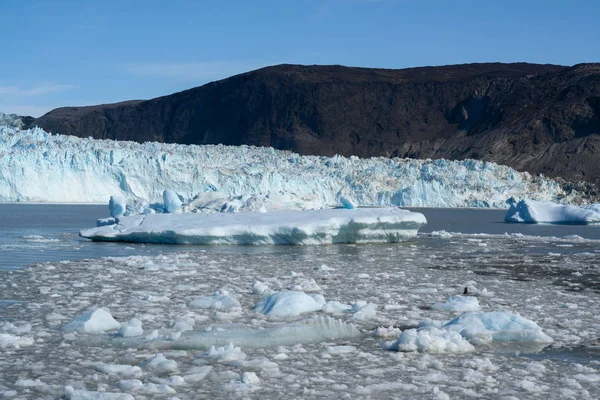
[1,0,598,116]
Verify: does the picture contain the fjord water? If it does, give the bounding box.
[1,204,600,271]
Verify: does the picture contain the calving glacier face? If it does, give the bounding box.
[0,113,576,207]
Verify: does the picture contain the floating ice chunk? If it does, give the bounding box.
[314,264,336,272]
[95,364,142,378]
[106,316,362,349]
[431,295,481,312]
[116,379,144,392]
[349,302,378,321]
[118,318,143,337]
[0,333,34,349]
[505,199,600,224]
[288,277,321,292]
[221,372,260,392]
[202,342,247,362]
[372,326,402,338]
[190,290,241,310]
[183,366,213,382]
[140,353,178,372]
[385,327,475,353]
[444,311,554,344]
[326,345,357,354]
[253,291,326,318]
[429,230,453,238]
[63,308,121,334]
[64,386,134,400]
[97,217,116,227]
[109,195,126,218]
[252,281,273,297]
[0,322,31,335]
[322,301,353,315]
[80,207,427,245]
[163,189,182,213]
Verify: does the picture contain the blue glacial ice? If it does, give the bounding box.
[0,113,580,208]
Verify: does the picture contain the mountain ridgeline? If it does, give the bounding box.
[28,63,600,186]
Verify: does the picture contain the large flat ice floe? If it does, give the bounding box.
[505,199,600,224]
[0,113,585,208]
[80,207,427,245]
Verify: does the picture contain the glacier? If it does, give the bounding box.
[0,113,583,208]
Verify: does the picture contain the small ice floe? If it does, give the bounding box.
[505,199,600,224]
[182,366,213,382]
[140,353,178,372]
[428,230,453,238]
[252,281,274,297]
[63,308,121,334]
[253,291,325,318]
[314,264,336,272]
[371,326,402,338]
[349,301,378,321]
[94,364,143,378]
[118,318,143,337]
[431,295,481,312]
[383,327,475,353]
[189,290,241,310]
[96,217,116,227]
[0,333,34,349]
[65,386,134,399]
[200,342,247,362]
[384,311,553,353]
[444,311,554,344]
[221,372,260,392]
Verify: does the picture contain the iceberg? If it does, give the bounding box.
[505,199,600,224]
[0,113,580,208]
[385,311,553,353]
[444,311,554,344]
[79,207,427,245]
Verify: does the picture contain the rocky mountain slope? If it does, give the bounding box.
[28,62,600,185]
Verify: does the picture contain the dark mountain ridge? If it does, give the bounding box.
[28,62,600,186]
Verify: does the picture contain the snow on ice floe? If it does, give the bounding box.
[505,199,600,224]
[0,113,583,207]
[80,207,427,245]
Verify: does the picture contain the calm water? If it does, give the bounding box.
[0,204,599,270]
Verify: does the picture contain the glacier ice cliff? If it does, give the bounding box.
[0,113,585,208]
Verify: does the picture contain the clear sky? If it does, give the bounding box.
[1,0,598,117]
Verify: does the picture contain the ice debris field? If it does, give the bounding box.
[3,233,600,399]
[0,113,586,208]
